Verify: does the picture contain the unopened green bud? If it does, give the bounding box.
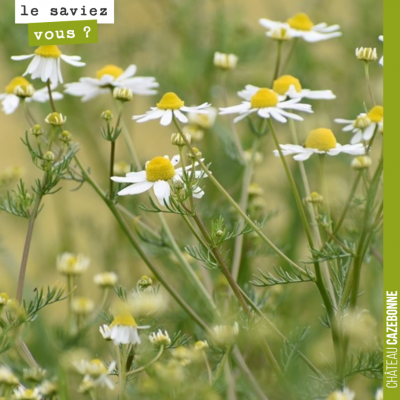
[31,124,43,137]
[306,192,324,204]
[171,132,191,146]
[101,110,114,121]
[59,130,72,144]
[44,151,55,162]
[137,275,153,289]
[187,147,202,159]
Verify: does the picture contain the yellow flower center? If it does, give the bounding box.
[34,45,61,58]
[110,314,137,327]
[146,157,176,182]
[89,359,107,375]
[157,92,185,110]
[0,292,9,301]
[367,106,383,123]
[25,390,34,396]
[287,13,314,31]
[5,77,31,94]
[96,64,124,80]
[272,75,302,95]
[305,128,337,151]
[250,88,279,108]
[67,256,78,267]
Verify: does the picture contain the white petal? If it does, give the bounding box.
[302,31,342,43]
[60,54,85,67]
[171,155,180,166]
[350,131,363,144]
[160,109,173,126]
[112,171,146,183]
[153,181,171,206]
[117,180,153,196]
[133,109,165,123]
[173,109,188,123]
[2,94,20,114]
[259,18,283,30]
[11,54,35,60]
[362,124,375,141]
[269,109,287,123]
[118,64,137,80]
[300,89,336,100]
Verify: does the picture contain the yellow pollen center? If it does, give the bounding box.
[67,257,77,266]
[250,88,279,108]
[305,128,337,151]
[110,314,137,327]
[367,106,383,123]
[34,45,61,58]
[96,65,124,80]
[5,77,31,94]
[146,157,176,182]
[272,75,302,95]
[287,13,314,31]
[25,390,34,396]
[157,92,184,110]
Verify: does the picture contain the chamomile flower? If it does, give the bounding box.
[219,87,312,123]
[326,388,355,400]
[379,35,383,65]
[260,13,341,43]
[12,45,85,86]
[335,106,383,144]
[111,155,205,206]
[149,330,171,347]
[239,75,335,103]
[13,387,41,400]
[64,64,158,102]
[102,314,150,345]
[74,359,116,390]
[133,92,211,126]
[0,366,19,386]
[274,128,365,161]
[56,253,90,276]
[0,77,62,115]
[375,387,383,400]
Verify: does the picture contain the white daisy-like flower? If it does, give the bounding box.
[239,75,335,103]
[64,64,158,102]
[56,252,90,276]
[266,23,293,41]
[326,387,355,400]
[260,13,341,43]
[0,76,62,115]
[274,128,365,161]
[101,314,150,345]
[149,329,171,347]
[111,154,205,206]
[133,92,211,126]
[0,292,11,306]
[11,45,85,86]
[13,387,41,400]
[335,106,383,144]
[220,87,313,123]
[74,359,116,390]
[379,35,383,65]
[375,387,383,400]
[0,366,19,386]
[212,322,239,347]
[93,272,118,288]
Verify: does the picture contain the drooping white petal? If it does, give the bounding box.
[117,180,153,196]
[133,109,165,123]
[363,124,376,141]
[171,155,181,166]
[153,180,171,206]
[60,54,85,67]
[350,131,363,144]
[219,102,251,115]
[112,171,147,183]
[173,109,189,123]
[117,64,137,81]
[11,54,35,61]
[160,109,173,126]
[2,94,20,114]
[301,31,342,43]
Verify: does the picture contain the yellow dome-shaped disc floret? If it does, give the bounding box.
[157,92,185,110]
[110,314,138,328]
[305,128,337,151]
[146,157,176,182]
[89,359,107,375]
[34,45,62,58]
[96,65,124,80]
[250,88,279,108]
[287,13,314,31]
[5,77,31,94]
[273,75,302,95]
[367,106,383,123]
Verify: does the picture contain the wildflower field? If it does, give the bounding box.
[0,0,383,399]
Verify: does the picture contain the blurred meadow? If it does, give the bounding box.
[0,0,383,399]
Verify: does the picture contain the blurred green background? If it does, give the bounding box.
[0,0,383,398]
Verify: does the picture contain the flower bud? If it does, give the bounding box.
[101,110,114,121]
[113,161,131,176]
[351,156,372,170]
[149,330,171,347]
[0,366,19,387]
[194,340,209,351]
[59,130,72,144]
[306,192,324,204]
[212,322,239,348]
[171,132,191,146]
[187,147,202,159]
[355,47,378,62]
[23,368,47,383]
[137,275,153,289]
[353,115,371,129]
[183,125,204,141]
[93,272,118,288]
[30,124,43,137]
[71,297,95,315]
[45,112,66,126]
[43,151,55,162]
[113,87,133,102]
[14,84,34,98]
[213,52,238,70]
[267,24,293,41]
[0,292,10,305]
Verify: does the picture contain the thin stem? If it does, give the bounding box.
[231,137,261,281]
[202,351,213,385]
[109,141,116,199]
[46,79,57,112]
[126,345,164,376]
[172,117,307,276]
[271,41,283,84]
[119,114,141,169]
[281,38,298,74]
[333,172,362,235]
[364,62,376,106]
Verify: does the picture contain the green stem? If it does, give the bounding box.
[172,117,307,276]
[364,62,376,106]
[109,140,116,199]
[126,345,164,376]
[231,136,261,281]
[118,111,141,169]
[46,79,57,112]
[281,38,298,74]
[272,41,283,84]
